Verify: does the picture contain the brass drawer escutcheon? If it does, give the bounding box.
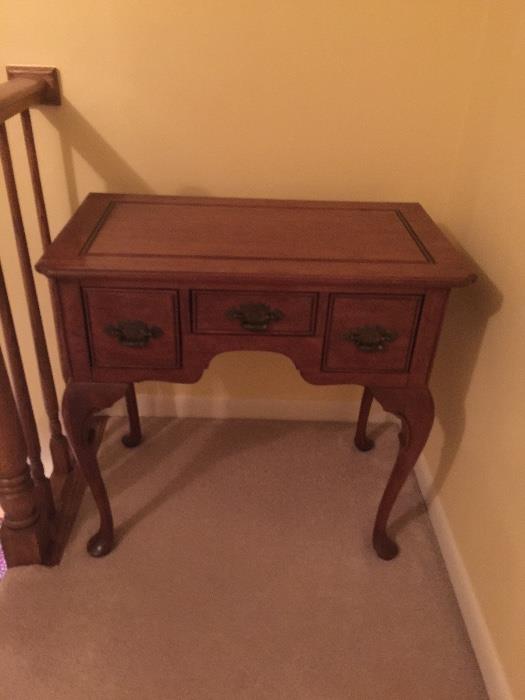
[226,303,284,332]
[343,325,397,352]
[104,320,164,348]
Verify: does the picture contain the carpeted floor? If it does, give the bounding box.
[0,417,487,699]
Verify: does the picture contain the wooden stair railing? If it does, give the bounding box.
[0,66,81,566]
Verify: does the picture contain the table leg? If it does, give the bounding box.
[62,381,128,557]
[355,386,375,451]
[122,383,142,448]
[369,386,434,560]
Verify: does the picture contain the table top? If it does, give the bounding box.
[37,194,476,288]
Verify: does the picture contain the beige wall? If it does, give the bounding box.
[426,2,525,697]
[0,0,483,423]
[1,1,523,696]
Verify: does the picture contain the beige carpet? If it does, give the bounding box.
[1,417,487,699]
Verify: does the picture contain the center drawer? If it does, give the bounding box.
[191,290,318,335]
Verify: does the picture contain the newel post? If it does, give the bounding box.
[0,345,49,566]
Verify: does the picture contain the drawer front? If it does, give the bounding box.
[192,290,317,335]
[323,294,423,372]
[84,288,180,369]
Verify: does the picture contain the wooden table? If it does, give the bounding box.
[37,194,475,560]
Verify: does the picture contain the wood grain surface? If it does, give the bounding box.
[37,194,476,287]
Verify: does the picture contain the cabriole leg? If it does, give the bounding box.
[355,386,375,451]
[370,386,434,560]
[122,383,142,448]
[62,381,128,557]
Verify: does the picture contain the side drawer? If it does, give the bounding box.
[83,288,180,369]
[323,294,423,372]
[191,290,318,335]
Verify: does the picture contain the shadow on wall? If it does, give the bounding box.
[43,98,153,207]
[42,98,217,405]
[387,245,502,539]
[43,98,213,207]
[426,241,502,505]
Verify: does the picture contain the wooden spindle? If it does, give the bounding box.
[0,122,72,478]
[20,110,52,247]
[0,343,49,566]
[20,108,76,396]
[0,262,54,518]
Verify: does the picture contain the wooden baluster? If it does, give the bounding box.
[20,109,65,372]
[0,343,49,566]
[0,122,72,479]
[19,108,78,452]
[20,110,52,247]
[0,262,54,518]
[20,110,141,454]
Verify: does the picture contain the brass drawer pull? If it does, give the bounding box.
[343,325,397,352]
[226,303,284,332]
[104,320,164,348]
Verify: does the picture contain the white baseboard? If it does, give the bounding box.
[415,456,514,700]
[108,393,387,423]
